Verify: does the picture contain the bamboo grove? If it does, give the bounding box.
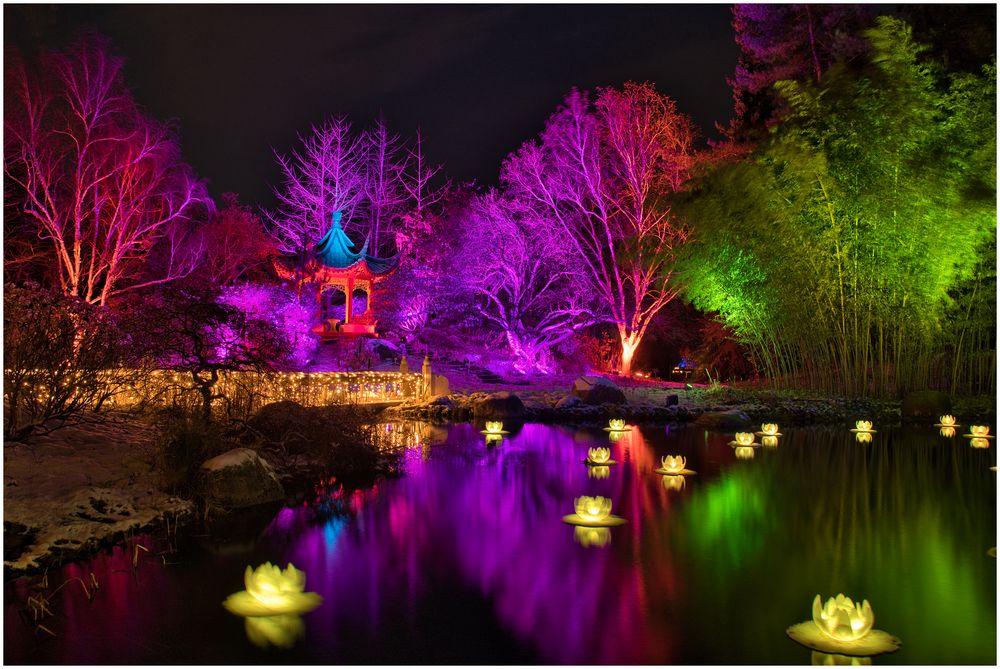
[679,18,996,397]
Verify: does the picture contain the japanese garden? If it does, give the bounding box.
[3,4,996,665]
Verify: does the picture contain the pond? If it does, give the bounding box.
[4,422,997,664]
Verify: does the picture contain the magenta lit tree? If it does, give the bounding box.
[462,192,595,373]
[4,36,210,306]
[502,83,695,375]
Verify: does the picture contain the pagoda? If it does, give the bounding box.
[272,211,399,338]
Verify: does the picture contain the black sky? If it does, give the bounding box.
[5,4,741,208]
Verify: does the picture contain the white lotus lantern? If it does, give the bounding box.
[787,593,901,657]
[573,526,612,548]
[850,420,875,433]
[735,446,755,460]
[223,563,322,617]
[662,475,686,492]
[655,455,695,476]
[562,495,626,527]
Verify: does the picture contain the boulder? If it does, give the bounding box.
[554,394,582,410]
[249,401,313,444]
[572,376,627,406]
[473,391,525,419]
[693,409,752,430]
[901,390,952,419]
[197,448,284,509]
[665,394,680,407]
[427,394,454,407]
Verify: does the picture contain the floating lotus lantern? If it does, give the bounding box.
[562,495,626,527]
[934,415,960,428]
[573,526,612,548]
[969,437,991,449]
[761,435,779,448]
[964,425,994,439]
[245,614,305,649]
[855,432,873,444]
[588,465,610,480]
[223,563,322,617]
[850,420,876,433]
[729,431,759,447]
[810,651,872,665]
[756,423,783,437]
[605,418,626,432]
[481,421,509,436]
[662,475,686,492]
[654,455,696,476]
[735,446,755,460]
[585,446,616,466]
[786,593,901,657]
[939,426,957,438]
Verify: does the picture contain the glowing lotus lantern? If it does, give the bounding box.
[934,415,960,428]
[585,447,615,466]
[850,420,876,433]
[662,475,686,492]
[964,425,994,439]
[969,437,990,449]
[761,435,779,448]
[562,495,626,527]
[939,426,956,438]
[787,593,901,656]
[735,446,755,460]
[730,431,759,447]
[573,526,612,548]
[855,432,873,444]
[655,455,696,476]
[481,421,509,435]
[588,465,610,480]
[223,563,322,617]
[757,423,782,437]
[244,614,305,649]
[606,418,626,432]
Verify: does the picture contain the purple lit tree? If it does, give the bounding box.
[363,116,410,256]
[4,35,211,306]
[461,192,595,373]
[501,83,695,375]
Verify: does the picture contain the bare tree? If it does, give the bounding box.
[363,116,409,255]
[4,36,210,306]
[501,83,695,375]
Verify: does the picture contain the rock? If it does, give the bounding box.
[370,339,400,361]
[572,376,627,406]
[249,401,312,443]
[900,390,951,419]
[427,395,454,407]
[693,409,752,430]
[473,391,525,419]
[197,448,284,509]
[665,394,679,407]
[555,394,582,409]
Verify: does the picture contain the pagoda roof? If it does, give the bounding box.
[272,211,399,282]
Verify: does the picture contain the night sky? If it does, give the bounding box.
[5,4,740,208]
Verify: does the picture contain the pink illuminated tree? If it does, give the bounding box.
[462,192,595,373]
[4,36,210,306]
[363,116,410,256]
[501,82,695,375]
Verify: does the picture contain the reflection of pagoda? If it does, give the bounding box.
[272,211,399,338]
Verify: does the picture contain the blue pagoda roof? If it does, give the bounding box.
[312,211,398,276]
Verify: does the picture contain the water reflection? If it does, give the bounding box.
[4,423,996,665]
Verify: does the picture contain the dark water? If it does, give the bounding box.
[5,422,997,664]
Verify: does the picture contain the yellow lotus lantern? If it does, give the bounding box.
[606,418,626,431]
[662,475,686,492]
[573,526,612,548]
[735,446,755,460]
[786,593,901,657]
[654,455,696,476]
[223,563,322,617]
[730,431,759,447]
[481,421,509,435]
[969,437,991,449]
[756,423,782,437]
[562,495,626,527]
[850,420,876,433]
[934,415,960,428]
[939,426,956,438]
[588,465,610,480]
[964,425,994,439]
[855,432,873,444]
[245,614,305,649]
[761,435,779,448]
[585,447,616,466]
